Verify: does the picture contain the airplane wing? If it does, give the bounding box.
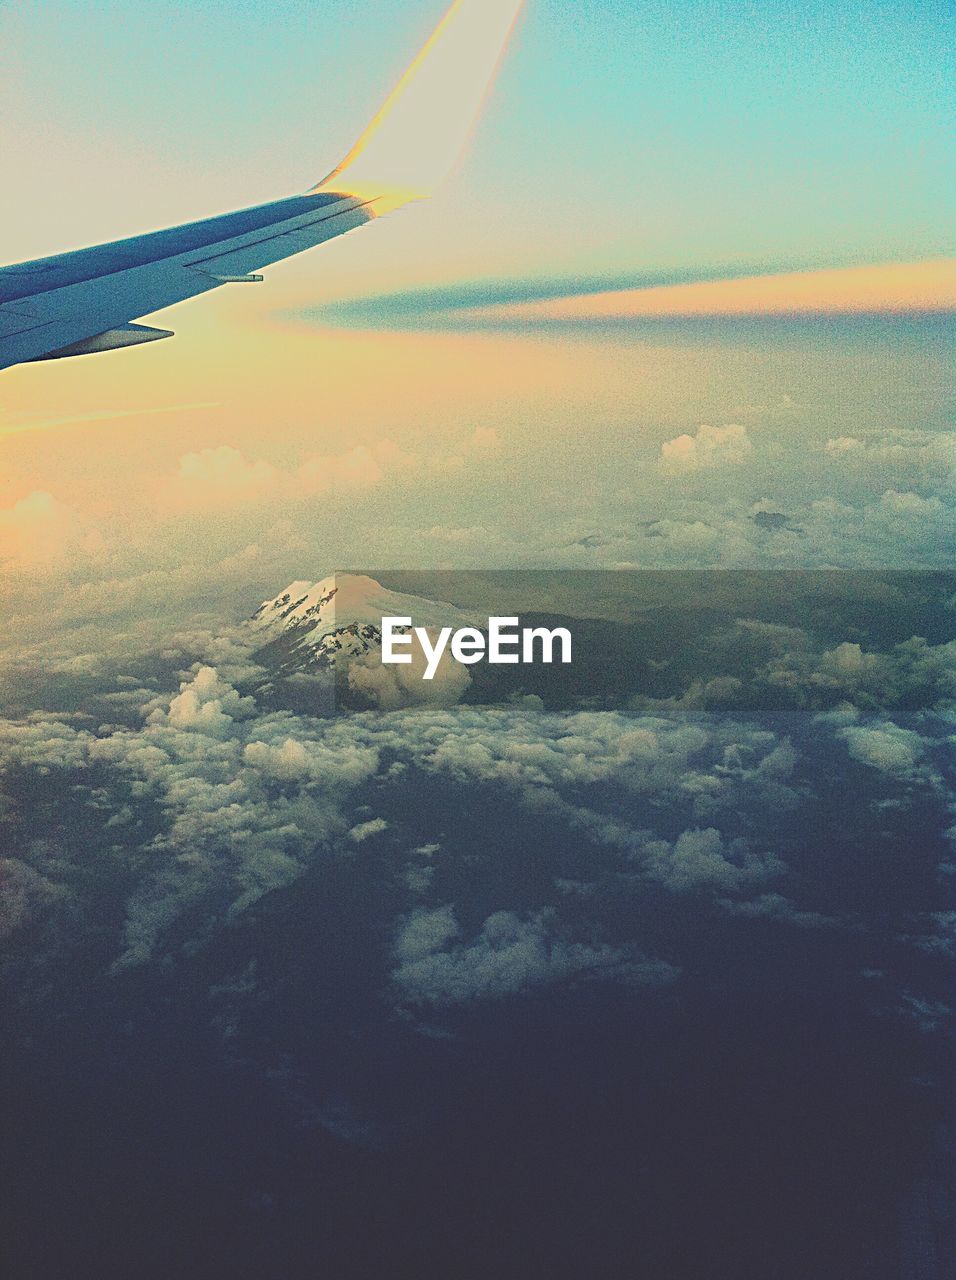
[0,0,524,372]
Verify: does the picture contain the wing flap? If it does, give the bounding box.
[30,323,175,362]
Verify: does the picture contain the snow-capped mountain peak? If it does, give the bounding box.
[248,574,476,676]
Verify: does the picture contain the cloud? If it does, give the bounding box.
[164,441,407,515]
[717,892,838,929]
[163,665,258,737]
[898,992,954,1034]
[825,437,864,457]
[173,445,277,506]
[242,737,314,782]
[660,424,753,473]
[644,626,956,715]
[0,627,949,996]
[369,705,799,828]
[161,435,490,517]
[0,683,801,974]
[404,862,435,895]
[523,483,951,568]
[307,265,798,330]
[0,713,92,771]
[879,489,944,520]
[0,490,104,568]
[3,398,953,666]
[308,261,956,331]
[347,632,473,710]
[824,430,956,496]
[459,260,956,324]
[641,827,783,894]
[839,721,926,776]
[392,907,673,1005]
[72,669,381,965]
[395,905,460,965]
[0,859,64,941]
[349,818,389,843]
[297,442,404,494]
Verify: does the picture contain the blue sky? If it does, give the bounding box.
[2,0,951,282]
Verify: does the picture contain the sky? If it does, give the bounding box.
[0,9,954,1272]
[0,0,952,645]
[2,0,951,276]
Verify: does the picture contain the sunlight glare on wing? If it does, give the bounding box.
[314,0,525,212]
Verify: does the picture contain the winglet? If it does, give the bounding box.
[310,0,525,212]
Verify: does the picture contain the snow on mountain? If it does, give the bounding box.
[248,574,476,678]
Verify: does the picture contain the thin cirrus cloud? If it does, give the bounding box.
[306,259,956,332]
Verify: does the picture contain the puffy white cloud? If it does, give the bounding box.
[839,722,926,775]
[0,714,91,771]
[395,905,460,966]
[242,737,313,781]
[468,426,951,568]
[11,672,377,966]
[347,633,473,710]
[0,687,799,974]
[392,906,673,1005]
[162,666,258,737]
[660,424,753,472]
[804,638,949,707]
[349,818,389,843]
[880,489,945,519]
[642,827,783,893]
[824,429,956,496]
[365,706,798,829]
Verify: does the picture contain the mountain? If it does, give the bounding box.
[247,571,955,716]
[248,574,476,681]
